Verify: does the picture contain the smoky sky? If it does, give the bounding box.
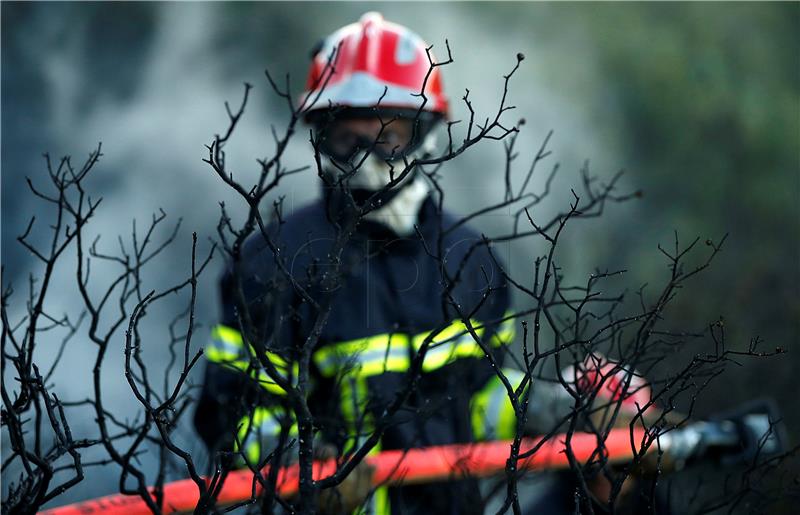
[4,2,797,508]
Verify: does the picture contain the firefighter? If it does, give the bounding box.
[192,12,773,515]
[194,12,516,514]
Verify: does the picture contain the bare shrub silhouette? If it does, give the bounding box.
[2,33,794,515]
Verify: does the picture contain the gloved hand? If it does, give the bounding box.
[524,353,654,436]
[562,352,654,430]
[316,444,376,515]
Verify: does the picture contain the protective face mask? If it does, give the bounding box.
[360,169,429,236]
[322,134,436,236]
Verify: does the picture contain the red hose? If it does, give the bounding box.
[40,427,648,515]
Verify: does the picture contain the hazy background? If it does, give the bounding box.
[3,2,798,509]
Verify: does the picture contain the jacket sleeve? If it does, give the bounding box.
[470,239,515,367]
[194,235,299,464]
[466,241,520,441]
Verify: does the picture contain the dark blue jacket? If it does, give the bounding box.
[195,194,514,514]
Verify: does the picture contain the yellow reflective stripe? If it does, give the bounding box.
[471,388,491,441]
[259,349,290,370]
[340,375,372,454]
[471,368,527,441]
[207,355,290,396]
[357,355,410,376]
[420,338,478,371]
[411,318,484,349]
[235,407,298,466]
[204,345,240,363]
[373,484,390,515]
[415,319,485,371]
[355,441,390,515]
[490,314,517,346]
[313,316,516,379]
[313,333,409,378]
[211,324,244,346]
[496,395,518,441]
[491,329,516,346]
[208,324,246,362]
[209,324,292,368]
[206,324,297,395]
[226,360,292,396]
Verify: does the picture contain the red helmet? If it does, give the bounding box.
[300,12,449,119]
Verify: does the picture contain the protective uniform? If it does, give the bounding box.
[194,194,516,514]
[194,13,520,514]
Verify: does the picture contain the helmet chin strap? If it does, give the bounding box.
[321,134,436,236]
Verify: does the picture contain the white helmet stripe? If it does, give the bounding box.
[302,71,429,111]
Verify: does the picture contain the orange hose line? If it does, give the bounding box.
[40,427,650,515]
